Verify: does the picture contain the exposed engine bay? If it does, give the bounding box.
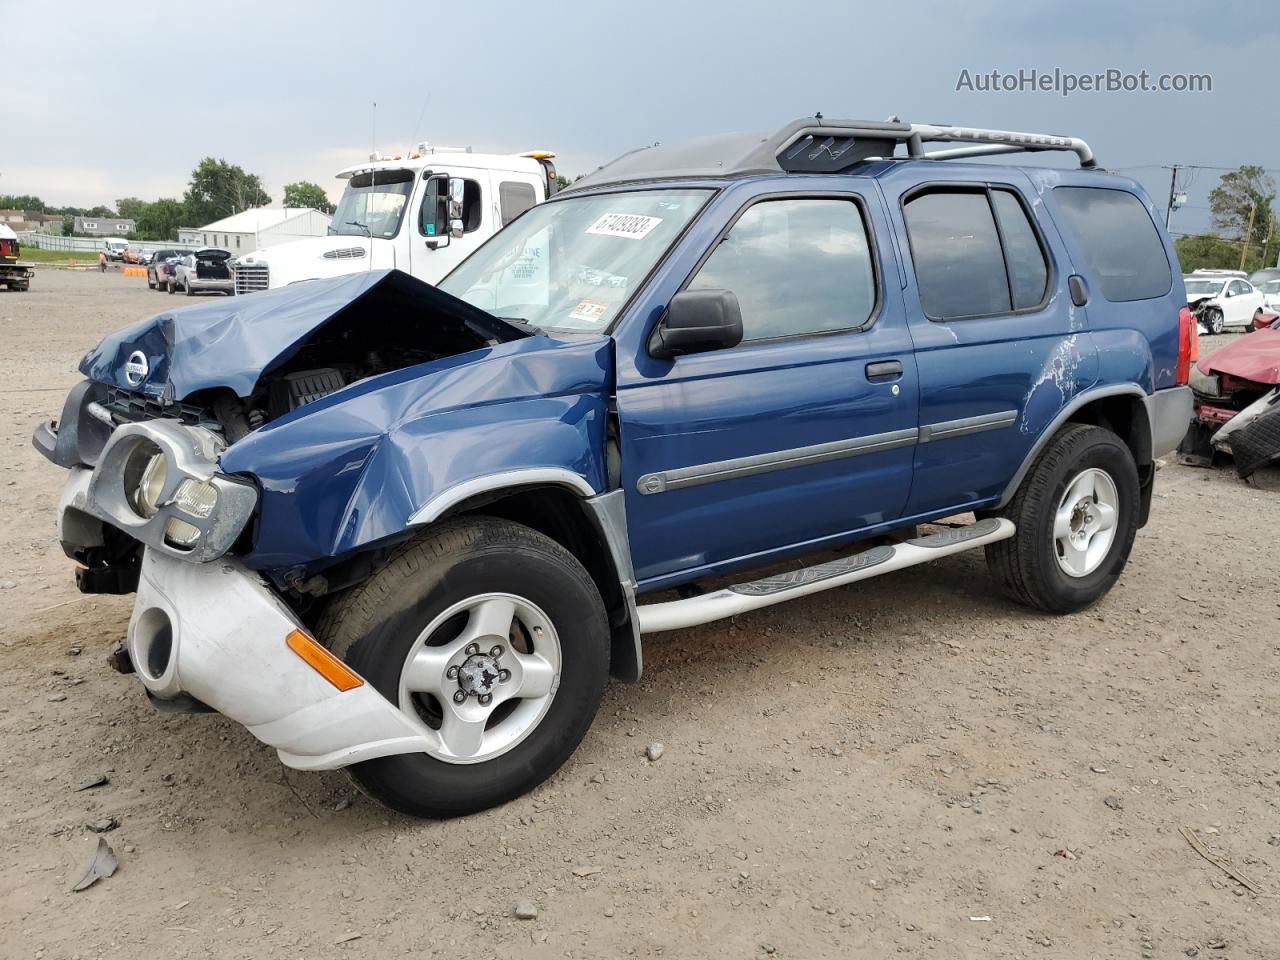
[90,269,526,445]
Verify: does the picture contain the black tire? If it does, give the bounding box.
[1205,307,1224,335]
[147,275,155,289]
[184,280,195,296]
[317,517,610,818]
[986,424,1140,614]
[167,280,174,294]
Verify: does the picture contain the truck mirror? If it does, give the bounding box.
[421,175,451,247]
[447,178,466,222]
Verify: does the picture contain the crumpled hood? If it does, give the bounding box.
[1199,326,1280,384]
[78,269,524,400]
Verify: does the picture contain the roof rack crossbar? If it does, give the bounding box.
[565,117,1098,194]
[769,118,1096,170]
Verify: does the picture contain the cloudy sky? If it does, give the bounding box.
[3,0,1276,237]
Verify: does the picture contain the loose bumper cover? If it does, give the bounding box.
[129,547,432,770]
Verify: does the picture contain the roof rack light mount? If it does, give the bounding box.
[772,118,1096,172]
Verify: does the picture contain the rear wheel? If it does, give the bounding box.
[318,517,610,818]
[167,279,174,294]
[184,279,195,296]
[986,424,1139,613]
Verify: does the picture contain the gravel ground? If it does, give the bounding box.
[2,270,1279,959]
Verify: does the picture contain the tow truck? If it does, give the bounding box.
[0,225,33,291]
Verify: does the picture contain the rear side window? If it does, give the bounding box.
[992,191,1048,309]
[499,181,537,226]
[688,198,877,342]
[903,188,1048,320]
[1052,186,1171,302]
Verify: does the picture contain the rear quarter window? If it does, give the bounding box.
[1052,186,1172,302]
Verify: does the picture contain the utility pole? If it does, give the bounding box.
[1164,164,1182,229]
[1239,201,1257,272]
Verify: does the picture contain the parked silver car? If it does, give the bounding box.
[170,249,234,296]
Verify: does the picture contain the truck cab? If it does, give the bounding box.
[232,145,557,294]
[103,237,130,261]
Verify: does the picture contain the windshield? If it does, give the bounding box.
[439,189,712,332]
[1185,279,1224,297]
[329,169,415,239]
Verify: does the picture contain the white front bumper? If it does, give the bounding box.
[128,549,432,770]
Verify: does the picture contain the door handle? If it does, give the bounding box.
[866,360,903,382]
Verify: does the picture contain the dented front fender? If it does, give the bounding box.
[219,336,614,572]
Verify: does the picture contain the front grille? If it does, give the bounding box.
[105,387,210,427]
[234,264,269,295]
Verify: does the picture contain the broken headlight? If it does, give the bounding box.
[125,441,168,518]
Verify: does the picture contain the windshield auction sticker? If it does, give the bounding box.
[585,213,663,240]
[568,299,610,324]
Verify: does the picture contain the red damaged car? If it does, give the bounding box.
[1180,325,1280,477]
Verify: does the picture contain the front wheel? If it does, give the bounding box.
[986,424,1139,614]
[318,517,610,818]
[1205,307,1225,335]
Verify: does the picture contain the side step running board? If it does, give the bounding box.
[635,517,1016,634]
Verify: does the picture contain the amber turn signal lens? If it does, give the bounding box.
[285,630,364,692]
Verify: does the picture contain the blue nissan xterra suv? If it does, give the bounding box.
[35,118,1195,817]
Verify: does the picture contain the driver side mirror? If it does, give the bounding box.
[648,289,744,359]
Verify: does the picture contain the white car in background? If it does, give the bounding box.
[1183,271,1265,333]
[1257,278,1280,313]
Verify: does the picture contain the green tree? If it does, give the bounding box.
[0,194,48,212]
[183,157,271,227]
[1209,165,1275,251]
[1176,231,1279,275]
[1176,233,1243,272]
[282,181,335,214]
[135,198,187,241]
[115,197,150,222]
[555,175,571,191]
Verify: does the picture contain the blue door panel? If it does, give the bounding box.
[875,165,1099,517]
[907,330,1097,513]
[620,334,918,582]
[611,178,920,588]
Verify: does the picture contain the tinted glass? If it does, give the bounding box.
[904,191,1010,319]
[689,199,876,341]
[500,181,538,226]
[1227,279,1249,295]
[992,190,1048,309]
[1053,187,1172,302]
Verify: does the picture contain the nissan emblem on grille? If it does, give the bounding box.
[124,351,149,385]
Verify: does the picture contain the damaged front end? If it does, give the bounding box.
[1178,325,1280,476]
[32,269,614,770]
[35,270,532,591]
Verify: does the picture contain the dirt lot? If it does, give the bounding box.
[1,269,1278,959]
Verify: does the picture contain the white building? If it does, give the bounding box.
[178,207,331,255]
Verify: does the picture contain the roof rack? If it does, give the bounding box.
[567,117,1096,192]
